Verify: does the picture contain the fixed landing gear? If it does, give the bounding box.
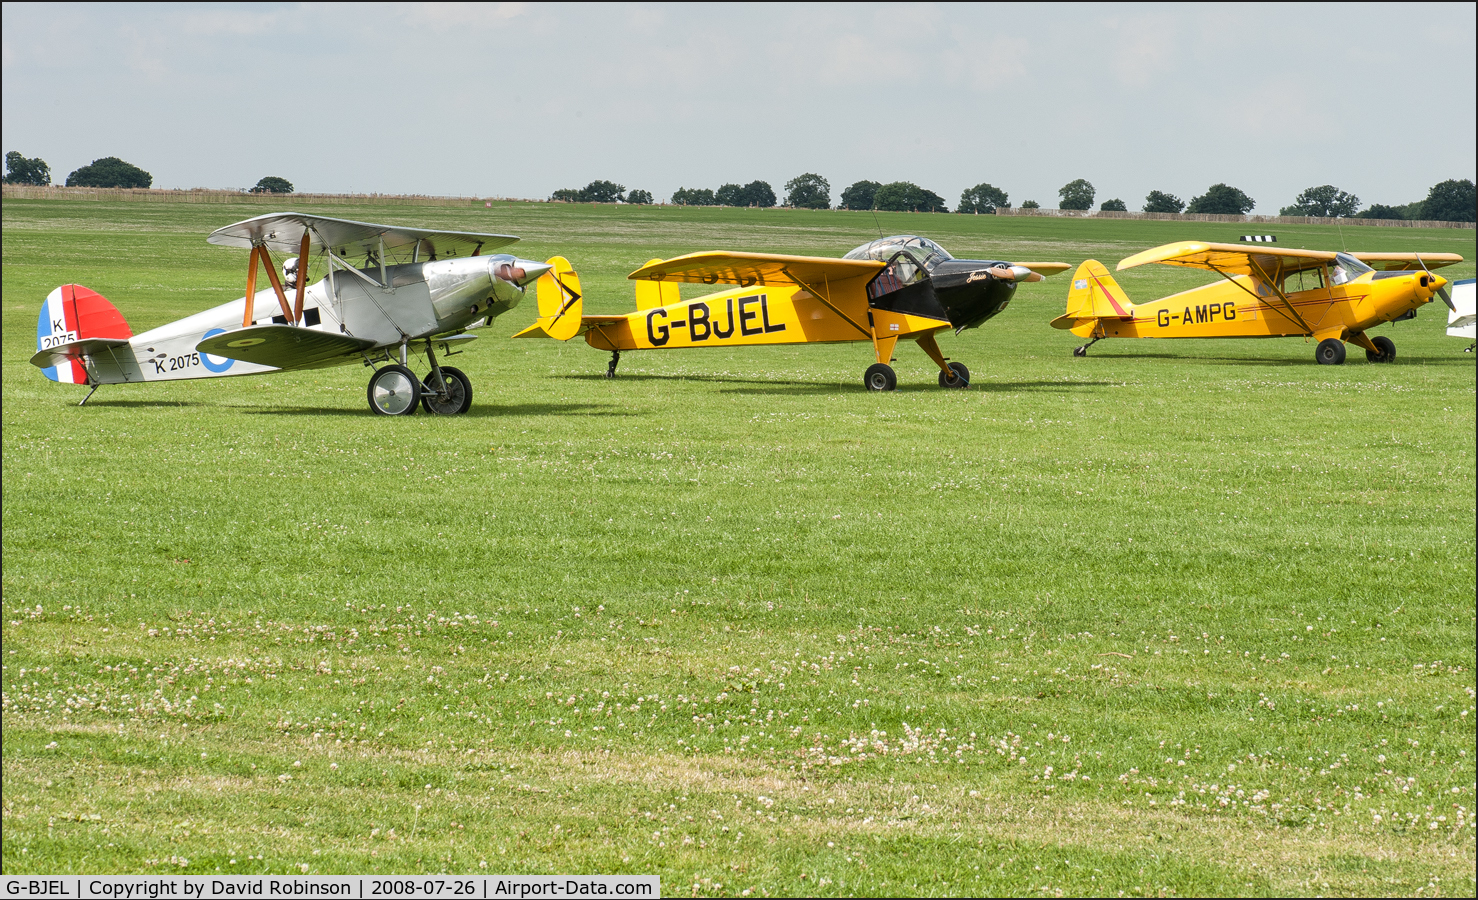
[1073,337,1102,357]
[1365,336,1396,363]
[864,363,897,392]
[367,364,421,415]
[605,350,620,379]
[1315,338,1347,365]
[422,365,473,415]
[938,361,970,388]
[366,338,475,416]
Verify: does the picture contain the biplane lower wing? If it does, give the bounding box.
[196,325,377,369]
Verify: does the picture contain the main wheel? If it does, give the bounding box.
[1366,336,1396,363]
[421,365,473,415]
[367,364,421,415]
[863,363,897,392]
[938,361,970,388]
[1314,338,1346,366]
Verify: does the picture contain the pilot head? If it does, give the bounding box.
[283,257,299,289]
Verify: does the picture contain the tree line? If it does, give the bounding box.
[7,151,1473,222]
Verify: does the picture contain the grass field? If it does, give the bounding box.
[2,199,1474,896]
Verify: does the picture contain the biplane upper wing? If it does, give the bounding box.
[1117,241,1335,276]
[1348,252,1464,271]
[207,213,520,262]
[629,252,885,287]
[196,324,377,370]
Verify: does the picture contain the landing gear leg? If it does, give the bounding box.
[605,350,620,379]
[79,384,101,407]
[1073,337,1102,357]
[420,340,473,415]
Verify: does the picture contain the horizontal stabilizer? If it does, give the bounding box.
[196,325,376,369]
[30,337,132,370]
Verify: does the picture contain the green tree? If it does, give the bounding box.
[578,180,625,203]
[4,151,51,185]
[250,176,293,194]
[65,157,152,189]
[715,183,745,206]
[1279,184,1359,218]
[957,183,1008,214]
[1143,190,1184,214]
[839,180,881,210]
[1057,178,1094,210]
[1100,198,1127,212]
[742,180,776,208]
[874,181,947,212]
[671,187,716,206]
[1186,183,1255,215]
[784,173,830,209]
[550,188,582,202]
[624,189,653,205]
[1419,178,1476,222]
[1355,203,1406,220]
[1021,200,1040,209]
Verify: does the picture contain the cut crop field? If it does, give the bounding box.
[2,199,1474,896]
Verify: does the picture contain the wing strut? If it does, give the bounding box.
[1206,261,1311,335]
[257,244,296,322]
[242,246,260,328]
[292,232,311,324]
[1245,258,1313,335]
[780,268,870,337]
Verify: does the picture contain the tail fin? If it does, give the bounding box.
[513,256,584,340]
[35,285,132,383]
[634,259,679,310]
[1051,260,1134,334]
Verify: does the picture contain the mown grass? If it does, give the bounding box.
[2,199,1474,896]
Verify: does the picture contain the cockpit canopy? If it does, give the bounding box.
[844,235,953,269]
[1329,252,1374,286]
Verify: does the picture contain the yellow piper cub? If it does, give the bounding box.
[1052,241,1462,364]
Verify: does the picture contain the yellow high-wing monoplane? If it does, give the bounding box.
[515,235,1067,390]
[1053,241,1462,364]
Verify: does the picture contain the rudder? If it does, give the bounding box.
[1052,261,1133,334]
[513,256,584,340]
[37,285,132,383]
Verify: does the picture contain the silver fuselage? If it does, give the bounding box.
[83,255,534,384]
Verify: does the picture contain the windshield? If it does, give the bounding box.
[1329,252,1373,286]
[844,235,953,269]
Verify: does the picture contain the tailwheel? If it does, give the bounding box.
[938,361,970,388]
[422,365,473,415]
[1315,338,1347,365]
[605,350,621,379]
[1072,346,1088,357]
[864,363,897,392]
[1366,336,1396,363]
[367,364,421,415]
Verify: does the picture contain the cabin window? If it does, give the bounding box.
[304,307,322,326]
[1282,267,1324,294]
[1329,252,1373,286]
[866,252,927,301]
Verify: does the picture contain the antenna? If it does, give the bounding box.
[870,207,884,239]
[1335,217,1347,251]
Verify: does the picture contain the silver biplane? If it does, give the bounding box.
[30,213,551,415]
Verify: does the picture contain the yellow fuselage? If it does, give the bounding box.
[582,283,948,353]
[1077,269,1444,343]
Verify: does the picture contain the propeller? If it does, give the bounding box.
[986,265,1044,283]
[1414,253,1455,311]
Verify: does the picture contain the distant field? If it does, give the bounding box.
[2,199,1474,895]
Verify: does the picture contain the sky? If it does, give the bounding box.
[3,2,1474,213]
